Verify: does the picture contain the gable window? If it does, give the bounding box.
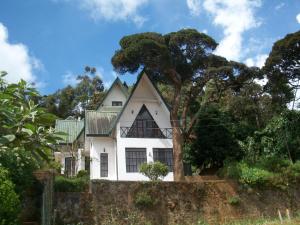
[153,148,173,172]
[112,101,122,106]
[125,148,147,172]
[126,105,165,138]
[100,153,108,177]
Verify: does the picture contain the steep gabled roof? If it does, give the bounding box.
[55,119,84,144]
[96,77,129,110]
[106,71,170,135]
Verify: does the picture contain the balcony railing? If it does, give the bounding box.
[120,127,173,139]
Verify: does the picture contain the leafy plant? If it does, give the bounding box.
[134,192,155,209]
[227,196,241,205]
[54,175,89,192]
[76,170,89,178]
[139,162,169,181]
[0,167,20,225]
[0,72,63,201]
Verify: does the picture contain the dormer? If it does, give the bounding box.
[97,77,129,113]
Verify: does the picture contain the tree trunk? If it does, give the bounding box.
[171,85,185,181]
[172,124,185,181]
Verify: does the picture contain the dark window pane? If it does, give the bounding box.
[100,153,108,177]
[65,157,76,177]
[112,101,122,106]
[153,148,173,172]
[85,156,90,174]
[127,105,165,138]
[125,148,147,172]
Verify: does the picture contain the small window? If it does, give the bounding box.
[112,101,122,106]
[125,148,147,172]
[100,153,108,177]
[85,156,90,174]
[153,148,173,172]
[65,157,76,177]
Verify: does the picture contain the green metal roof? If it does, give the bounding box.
[85,110,119,136]
[55,119,84,144]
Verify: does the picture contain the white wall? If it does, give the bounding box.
[89,137,117,180]
[99,84,127,108]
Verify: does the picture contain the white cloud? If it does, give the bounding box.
[203,0,262,61]
[186,0,201,16]
[275,2,285,10]
[79,0,148,27]
[245,54,268,68]
[296,13,300,24]
[63,71,79,86]
[0,23,41,84]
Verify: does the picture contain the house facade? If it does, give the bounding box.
[55,72,174,181]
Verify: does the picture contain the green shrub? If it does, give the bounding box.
[76,170,89,178]
[238,163,272,186]
[0,167,20,225]
[139,162,168,181]
[227,196,241,205]
[134,192,154,208]
[54,176,88,192]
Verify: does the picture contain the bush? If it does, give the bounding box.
[0,167,20,225]
[76,170,89,178]
[139,162,169,181]
[238,163,273,186]
[134,192,155,208]
[227,196,240,205]
[54,175,89,192]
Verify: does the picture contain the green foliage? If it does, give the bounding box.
[240,110,300,162]
[41,67,105,118]
[76,170,89,178]
[0,167,20,225]
[238,163,272,186]
[0,71,62,201]
[134,192,155,209]
[139,162,169,181]
[221,158,300,188]
[263,30,300,108]
[187,106,242,169]
[227,196,241,205]
[0,148,38,195]
[54,175,89,192]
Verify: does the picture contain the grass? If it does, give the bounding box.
[195,216,300,225]
[223,218,300,225]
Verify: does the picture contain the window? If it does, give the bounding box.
[85,156,90,174]
[125,148,147,172]
[112,101,122,106]
[153,148,173,172]
[126,105,165,138]
[100,153,108,177]
[65,157,76,177]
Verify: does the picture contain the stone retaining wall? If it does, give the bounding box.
[53,180,300,225]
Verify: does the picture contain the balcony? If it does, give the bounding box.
[120,127,173,139]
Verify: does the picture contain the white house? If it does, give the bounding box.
[55,72,174,181]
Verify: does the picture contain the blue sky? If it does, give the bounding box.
[0,0,299,94]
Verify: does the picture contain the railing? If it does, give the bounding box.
[120,127,173,139]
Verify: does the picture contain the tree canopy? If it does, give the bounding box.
[263,30,300,109]
[42,66,105,118]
